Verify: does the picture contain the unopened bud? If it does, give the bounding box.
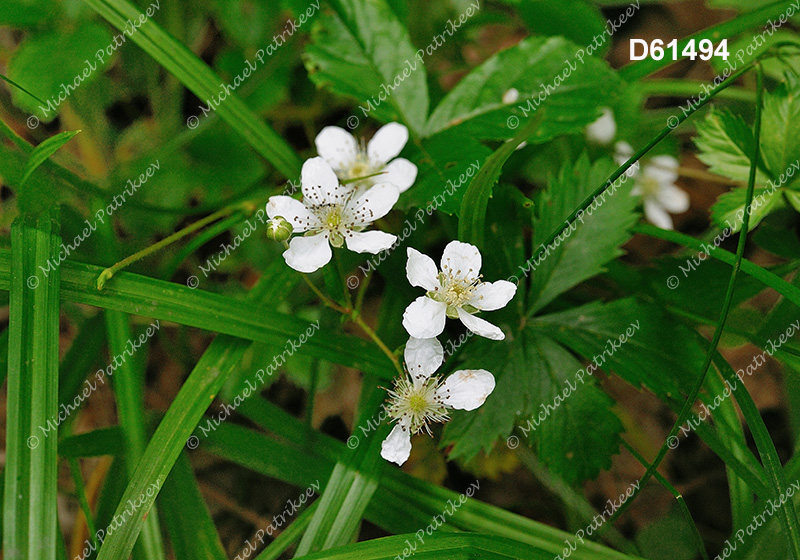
[266,216,293,242]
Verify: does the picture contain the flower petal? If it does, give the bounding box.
[656,184,690,213]
[367,123,409,165]
[315,126,358,172]
[406,247,439,291]
[283,233,332,273]
[345,230,397,254]
[468,280,517,311]
[643,199,674,230]
[438,369,495,411]
[301,157,345,205]
[645,155,679,186]
[502,88,519,104]
[266,195,318,232]
[456,307,504,340]
[402,296,447,339]
[585,108,616,145]
[380,424,412,466]
[440,240,481,283]
[404,337,443,381]
[348,182,399,226]
[381,158,418,193]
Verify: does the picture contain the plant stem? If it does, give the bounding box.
[301,274,349,314]
[622,442,710,560]
[605,63,766,532]
[96,202,255,289]
[351,311,403,375]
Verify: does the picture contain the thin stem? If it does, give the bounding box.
[301,273,349,314]
[334,250,353,309]
[351,311,403,375]
[607,63,765,529]
[622,442,710,560]
[96,202,255,289]
[340,171,387,185]
[354,269,373,314]
[640,79,755,103]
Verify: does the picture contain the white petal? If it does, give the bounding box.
[315,126,358,172]
[644,155,679,186]
[440,240,481,283]
[643,199,674,230]
[381,158,418,193]
[402,296,447,339]
[266,195,318,232]
[468,280,517,311]
[404,337,444,381]
[585,108,616,145]
[345,230,397,253]
[367,123,408,165]
[656,184,690,213]
[283,233,332,273]
[456,307,504,340]
[348,182,399,226]
[438,369,495,411]
[381,424,412,466]
[301,157,345,206]
[406,247,439,291]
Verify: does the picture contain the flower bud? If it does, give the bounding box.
[266,216,293,242]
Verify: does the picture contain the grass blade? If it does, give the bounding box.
[19,130,81,188]
[3,209,61,560]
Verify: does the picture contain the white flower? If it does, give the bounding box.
[402,241,517,341]
[315,122,417,194]
[615,142,690,230]
[586,107,616,145]
[267,157,399,273]
[380,337,496,466]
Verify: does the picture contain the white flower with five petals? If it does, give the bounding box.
[381,337,496,466]
[315,123,417,194]
[615,141,690,230]
[267,157,399,273]
[402,241,517,341]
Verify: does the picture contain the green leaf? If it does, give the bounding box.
[95,336,251,560]
[0,73,45,104]
[694,108,758,183]
[527,154,638,313]
[710,186,785,232]
[457,114,541,248]
[425,36,622,141]
[20,130,81,188]
[82,0,302,179]
[4,209,61,560]
[0,250,396,379]
[303,0,429,134]
[512,0,608,52]
[397,130,490,214]
[7,24,111,118]
[158,452,227,560]
[443,331,623,483]
[761,78,800,178]
[292,532,552,559]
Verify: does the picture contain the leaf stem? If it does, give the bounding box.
[96,202,256,289]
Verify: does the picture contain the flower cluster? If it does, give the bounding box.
[267,123,415,273]
[381,241,517,465]
[266,122,515,467]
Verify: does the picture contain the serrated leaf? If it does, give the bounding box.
[443,332,622,483]
[694,108,758,183]
[761,79,800,178]
[425,36,621,140]
[710,186,785,232]
[20,130,81,188]
[527,154,638,313]
[512,0,608,52]
[303,0,428,134]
